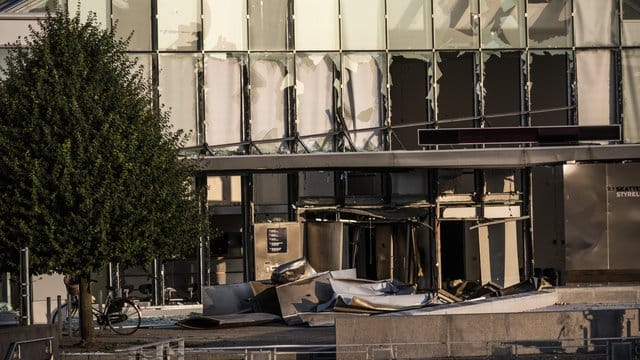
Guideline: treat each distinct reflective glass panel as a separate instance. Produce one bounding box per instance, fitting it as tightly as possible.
[113,0,152,51]
[0,0,55,13]
[342,53,386,151]
[205,54,244,147]
[577,50,613,127]
[249,54,294,153]
[295,53,338,152]
[574,0,618,47]
[157,0,200,51]
[158,54,199,147]
[527,0,572,48]
[622,50,640,143]
[622,0,640,46]
[0,48,9,80]
[480,0,525,48]
[204,0,247,51]
[0,19,38,45]
[388,0,432,50]
[248,0,289,51]
[433,0,479,49]
[294,0,339,50]
[128,53,152,89]
[68,0,109,29]
[341,0,385,50]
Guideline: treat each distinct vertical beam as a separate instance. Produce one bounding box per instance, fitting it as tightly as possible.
[522,167,534,280]
[241,174,255,282]
[195,174,208,303]
[477,226,491,285]
[19,246,30,326]
[287,172,298,222]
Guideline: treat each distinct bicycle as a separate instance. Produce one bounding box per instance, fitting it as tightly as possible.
[52,286,142,335]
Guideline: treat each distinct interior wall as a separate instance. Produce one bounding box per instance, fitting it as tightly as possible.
[529,52,571,126]
[389,55,431,150]
[483,52,522,127]
[436,52,475,128]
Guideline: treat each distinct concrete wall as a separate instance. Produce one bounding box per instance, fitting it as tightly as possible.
[336,307,640,358]
[32,273,67,324]
[0,325,59,360]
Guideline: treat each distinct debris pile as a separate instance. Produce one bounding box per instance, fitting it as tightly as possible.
[178,258,547,329]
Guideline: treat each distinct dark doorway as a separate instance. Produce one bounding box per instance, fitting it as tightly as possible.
[440,221,466,285]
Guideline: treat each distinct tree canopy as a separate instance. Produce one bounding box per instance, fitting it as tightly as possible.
[0,10,205,278]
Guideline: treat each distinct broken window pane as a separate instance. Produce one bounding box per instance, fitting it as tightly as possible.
[480,0,525,49]
[529,51,572,126]
[342,53,386,151]
[113,0,152,51]
[68,0,109,29]
[387,0,432,50]
[389,53,433,150]
[574,0,618,47]
[295,54,338,153]
[433,0,479,49]
[482,52,522,127]
[158,54,199,147]
[622,50,640,143]
[438,169,475,195]
[436,52,476,128]
[157,0,200,51]
[576,50,613,127]
[341,0,385,50]
[248,0,290,51]
[622,0,640,46]
[484,169,519,194]
[250,54,293,153]
[299,171,335,198]
[294,0,339,50]
[205,54,244,150]
[391,170,429,197]
[254,174,288,205]
[527,0,572,48]
[203,0,247,51]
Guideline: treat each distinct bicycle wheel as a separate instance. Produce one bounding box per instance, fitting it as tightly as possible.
[52,303,80,336]
[106,299,141,335]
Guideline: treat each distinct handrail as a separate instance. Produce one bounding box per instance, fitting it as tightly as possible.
[4,336,55,360]
[115,337,184,360]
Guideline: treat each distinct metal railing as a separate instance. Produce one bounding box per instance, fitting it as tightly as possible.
[115,338,184,360]
[179,337,640,360]
[4,336,55,360]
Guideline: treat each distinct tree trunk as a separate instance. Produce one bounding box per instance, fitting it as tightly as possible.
[79,274,95,345]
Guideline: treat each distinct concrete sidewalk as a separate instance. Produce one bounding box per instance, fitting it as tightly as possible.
[59,323,335,358]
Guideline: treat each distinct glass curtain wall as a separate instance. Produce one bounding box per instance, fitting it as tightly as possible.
[30,0,640,156]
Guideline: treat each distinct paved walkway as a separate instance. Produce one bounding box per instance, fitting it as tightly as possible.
[59,323,336,357]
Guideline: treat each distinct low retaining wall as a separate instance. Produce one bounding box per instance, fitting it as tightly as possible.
[0,324,59,359]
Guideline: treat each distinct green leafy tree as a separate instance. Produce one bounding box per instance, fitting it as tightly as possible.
[0,10,206,344]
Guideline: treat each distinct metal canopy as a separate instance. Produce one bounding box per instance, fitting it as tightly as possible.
[194,144,640,174]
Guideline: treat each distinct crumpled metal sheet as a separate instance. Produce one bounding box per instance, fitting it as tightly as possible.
[328,278,433,313]
[176,313,281,329]
[203,282,253,316]
[275,269,356,325]
[271,257,317,284]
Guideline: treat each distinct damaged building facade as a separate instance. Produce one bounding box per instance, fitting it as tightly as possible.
[2,0,640,308]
